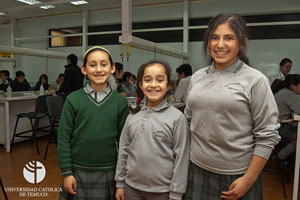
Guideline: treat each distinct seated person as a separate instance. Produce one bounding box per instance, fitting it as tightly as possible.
[118,71,136,97]
[273,74,300,163]
[55,73,64,91]
[174,64,192,104]
[0,70,13,92]
[269,58,292,85]
[11,71,31,92]
[35,74,49,91]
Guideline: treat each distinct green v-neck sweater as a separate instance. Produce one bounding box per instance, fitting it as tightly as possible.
[57,88,129,177]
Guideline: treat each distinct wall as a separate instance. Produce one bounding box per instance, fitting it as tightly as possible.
[0,0,299,84]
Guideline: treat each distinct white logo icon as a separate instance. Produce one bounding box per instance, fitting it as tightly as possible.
[23,161,46,184]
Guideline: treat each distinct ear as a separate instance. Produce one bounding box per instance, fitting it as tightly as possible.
[111,63,116,74]
[241,38,248,50]
[81,64,87,75]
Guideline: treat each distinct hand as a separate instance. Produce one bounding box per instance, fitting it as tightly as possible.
[115,187,125,200]
[63,175,77,195]
[221,176,251,200]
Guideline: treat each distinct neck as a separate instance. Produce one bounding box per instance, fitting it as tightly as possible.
[90,82,108,93]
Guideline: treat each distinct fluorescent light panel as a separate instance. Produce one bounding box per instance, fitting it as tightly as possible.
[40,5,55,9]
[70,0,88,5]
[0,12,6,16]
[16,0,41,5]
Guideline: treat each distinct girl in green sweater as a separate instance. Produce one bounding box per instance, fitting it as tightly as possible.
[58,46,129,200]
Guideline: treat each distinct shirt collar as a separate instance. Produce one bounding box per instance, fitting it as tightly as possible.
[84,83,111,95]
[141,98,170,112]
[206,59,243,74]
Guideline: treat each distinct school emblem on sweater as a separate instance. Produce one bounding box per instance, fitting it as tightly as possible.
[23,161,46,184]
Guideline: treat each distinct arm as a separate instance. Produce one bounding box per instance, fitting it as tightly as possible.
[115,118,131,192]
[169,114,190,200]
[223,76,280,199]
[221,155,266,199]
[57,97,76,177]
[57,97,77,194]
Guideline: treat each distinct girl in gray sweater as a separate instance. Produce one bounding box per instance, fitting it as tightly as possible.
[115,60,190,200]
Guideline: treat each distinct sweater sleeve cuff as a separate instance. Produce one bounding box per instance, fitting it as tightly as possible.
[253,145,273,160]
[61,169,73,177]
[116,181,125,188]
[169,191,183,200]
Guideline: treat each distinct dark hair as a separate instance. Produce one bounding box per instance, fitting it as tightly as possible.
[272,74,300,94]
[39,74,48,82]
[16,71,25,77]
[279,58,292,67]
[122,71,132,82]
[67,53,78,65]
[115,62,124,73]
[130,60,171,114]
[203,13,249,65]
[176,64,192,77]
[58,73,64,78]
[0,70,10,77]
[83,48,113,67]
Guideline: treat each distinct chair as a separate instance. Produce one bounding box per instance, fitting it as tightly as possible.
[11,94,51,155]
[44,95,64,160]
[263,139,289,199]
[0,177,8,200]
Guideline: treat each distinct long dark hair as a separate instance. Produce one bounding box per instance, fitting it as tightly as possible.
[129,60,171,114]
[272,74,300,94]
[203,13,249,65]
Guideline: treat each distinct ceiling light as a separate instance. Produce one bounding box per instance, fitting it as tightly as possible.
[40,5,55,9]
[16,0,41,5]
[70,1,88,5]
[0,12,6,16]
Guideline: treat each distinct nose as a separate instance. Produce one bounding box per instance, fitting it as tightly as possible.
[150,80,157,87]
[217,38,225,48]
[96,64,103,72]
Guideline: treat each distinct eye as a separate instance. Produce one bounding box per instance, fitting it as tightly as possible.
[210,35,218,40]
[225,35,235,41]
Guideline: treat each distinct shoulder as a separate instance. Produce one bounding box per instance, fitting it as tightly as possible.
[111,91,128,104]
[240,63,269,83]
[66,88,85,101]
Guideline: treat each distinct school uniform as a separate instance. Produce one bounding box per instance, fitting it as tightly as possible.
[115,99,190,200]
[58,84,129,200]
[183,59,280,200]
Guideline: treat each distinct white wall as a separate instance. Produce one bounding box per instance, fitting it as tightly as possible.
[0,0,299,84]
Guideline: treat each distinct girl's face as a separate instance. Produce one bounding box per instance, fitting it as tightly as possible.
[81,50,115,91]
[291,83,300,95]
[280,62,292,76]
[41,77,46,84]
[208,22,239,70]
[139,64,168,107]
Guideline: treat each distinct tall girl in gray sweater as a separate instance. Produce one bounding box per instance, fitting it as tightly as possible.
[115,60,190,200]
[183,14,280,200]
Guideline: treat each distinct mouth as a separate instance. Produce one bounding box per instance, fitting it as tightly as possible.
[214,51,228,56]
[147,90,161,95]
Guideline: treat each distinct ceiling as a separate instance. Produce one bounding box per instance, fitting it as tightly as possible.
[0,0,185,24]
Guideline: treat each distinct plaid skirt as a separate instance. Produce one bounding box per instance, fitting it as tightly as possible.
[183,162,263,200]
[59,168,116,200]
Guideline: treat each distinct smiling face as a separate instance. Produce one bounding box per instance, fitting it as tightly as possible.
[208,22,240,70]
[139,64,168,107]
[81,50,115,92]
